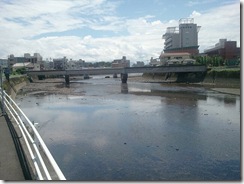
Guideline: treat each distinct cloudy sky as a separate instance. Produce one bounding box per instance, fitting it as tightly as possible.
[0,0,240,63]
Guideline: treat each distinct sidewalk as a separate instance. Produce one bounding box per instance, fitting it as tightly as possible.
[0,114,25,180]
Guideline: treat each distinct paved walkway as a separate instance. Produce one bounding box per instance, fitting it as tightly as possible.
[0,114,25,180]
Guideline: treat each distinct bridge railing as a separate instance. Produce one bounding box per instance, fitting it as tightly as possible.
[0,89,66,180]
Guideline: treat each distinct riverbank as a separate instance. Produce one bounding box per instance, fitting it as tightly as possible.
[16,77,77,96]
[10,75,240,97]
[3,76,30,99]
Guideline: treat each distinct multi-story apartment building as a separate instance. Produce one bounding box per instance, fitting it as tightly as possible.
[8,53,43,70]
[162,18,201,55]
[8,53,43,65]
[66,59,85,70]
[204,39,240,60]
[112,56,130,68]
[163,27,180,50]
[53,56,68,70]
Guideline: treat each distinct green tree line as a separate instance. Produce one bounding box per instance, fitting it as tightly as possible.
[194,56,240,67]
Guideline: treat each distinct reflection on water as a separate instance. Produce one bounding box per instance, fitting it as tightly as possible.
[16,77,240,181]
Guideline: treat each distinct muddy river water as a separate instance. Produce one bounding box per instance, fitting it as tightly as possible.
[15,76,240,181]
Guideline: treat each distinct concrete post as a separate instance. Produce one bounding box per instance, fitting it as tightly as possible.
[121,73,128,83]
[65,75,70,85]
[113,73,118,78]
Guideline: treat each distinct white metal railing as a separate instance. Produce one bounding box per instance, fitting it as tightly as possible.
[0,88,66,180]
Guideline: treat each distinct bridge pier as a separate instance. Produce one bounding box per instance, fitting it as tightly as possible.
[84,74,90,79]
[121,73,128,83]
[65,75,70,85]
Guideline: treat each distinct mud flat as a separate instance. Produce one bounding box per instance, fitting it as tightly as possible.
[17,78,81,96]
[15,75,240,97]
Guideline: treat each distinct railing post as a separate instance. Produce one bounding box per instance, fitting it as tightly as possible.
[0,66,5,115]
[65,75,70,85]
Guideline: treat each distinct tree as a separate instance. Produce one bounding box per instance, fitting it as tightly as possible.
[15,67,26,75]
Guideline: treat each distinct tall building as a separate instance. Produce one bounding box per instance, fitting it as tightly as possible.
[162,18,201,55]
[33,53,43,63]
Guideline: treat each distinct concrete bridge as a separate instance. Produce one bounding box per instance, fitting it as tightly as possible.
[26,65,207,84]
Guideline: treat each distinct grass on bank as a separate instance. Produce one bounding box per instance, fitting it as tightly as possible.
[208,67,240,79]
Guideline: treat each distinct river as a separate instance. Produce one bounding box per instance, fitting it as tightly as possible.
[15,75,240,181]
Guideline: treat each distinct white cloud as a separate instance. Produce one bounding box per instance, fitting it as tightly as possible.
[190,2,240,51]
[0,0,240,63]
[190,11,202,17]
[187,0,217,7]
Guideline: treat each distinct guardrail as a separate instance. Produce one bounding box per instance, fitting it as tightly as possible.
[0,88,66,180]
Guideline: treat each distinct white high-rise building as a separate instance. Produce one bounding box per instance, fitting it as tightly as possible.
[162,18,201,55]
[34,53,42,63]
[163,27,180,50]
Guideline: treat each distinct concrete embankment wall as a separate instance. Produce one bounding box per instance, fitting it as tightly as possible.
[204,68,240,88]
[203,75,240,88]
[3,76,30,99]
[142,68,240,88]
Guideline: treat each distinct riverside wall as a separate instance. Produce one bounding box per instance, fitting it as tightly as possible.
[141,69,240,88]
[3,76,30,99]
